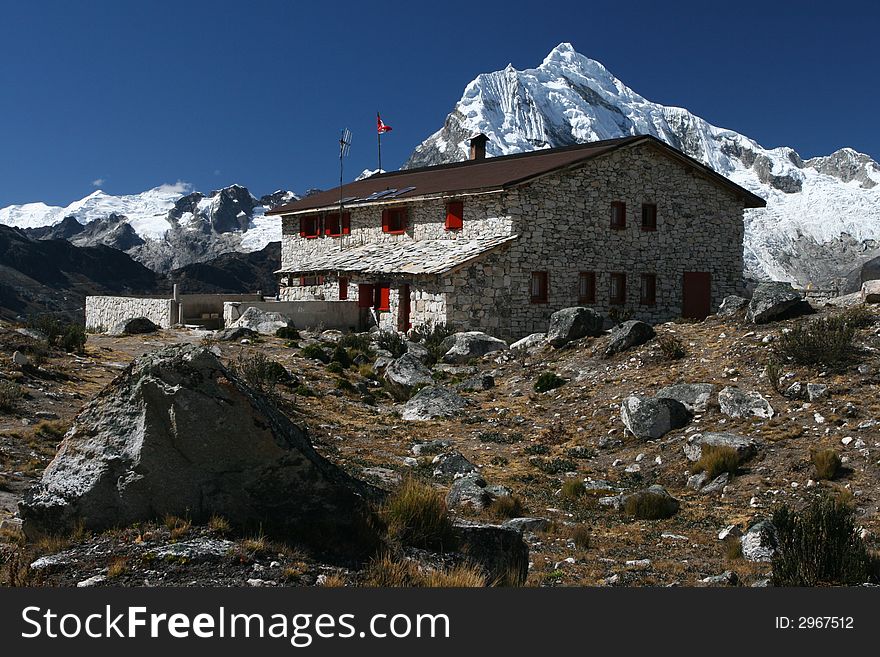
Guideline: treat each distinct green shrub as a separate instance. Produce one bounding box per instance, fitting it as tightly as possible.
[693,445,740,480]
[771,495,872,586]
[810,449,841,481]
[657,333,686,360]
[380,478,456,551]
[27,315,86,354]
[534,371,566,393]
[839,305,874,328]
[230,351,290,395]
[410,321,456,363]
[338,333,373,355]
[275,326,300,340]
[300,344,330,363]
[59,324,86,353]
[776,316,855,368]
[0,381,24,413]
[561,479,586,500]
[530,457,577,475]
[331,345,352,368]
[523,444,549,456]
[376,330,407,358]
[326,362,344,374]
[335,378,356,392]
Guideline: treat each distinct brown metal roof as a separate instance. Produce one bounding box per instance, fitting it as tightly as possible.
[268,134,766,215]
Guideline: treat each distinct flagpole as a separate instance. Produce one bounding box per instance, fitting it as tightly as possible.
[377,111,382,172]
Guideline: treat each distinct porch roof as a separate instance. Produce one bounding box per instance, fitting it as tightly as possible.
[275,234,518,277]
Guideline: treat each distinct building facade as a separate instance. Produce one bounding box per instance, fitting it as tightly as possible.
[268,135,764,341]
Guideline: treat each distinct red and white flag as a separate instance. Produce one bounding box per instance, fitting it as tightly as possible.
[377,113,392,134]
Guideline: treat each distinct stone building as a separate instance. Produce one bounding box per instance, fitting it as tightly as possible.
[267,134,765,340]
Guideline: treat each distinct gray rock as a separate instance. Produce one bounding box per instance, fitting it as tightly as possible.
[718,525,743,541]
[15,328,48,342]
[432,451,477,477]
[229,307,293,335]
[784,381,805,399]
[453,521,529,586]
[717,295,749,317]
[862,280,880,304]
[509,333,546,352]
[411,439,451,456]
[741,520,778,562]
[746,282,804,323]
[700,570,739,586]
[457,374,495,391]
[687,472,709,491]
[19,345,380,554]
[440,331,507,363]
[400,386,467,421]
[546,307,604,347]
[502,517,550,534]
[700,472,730,495]
[12,350,28,367]
[807,383,829,401]
[110,317,159,335]
[383,353,433,400]
[603,320,655,358]
[405,341,431,364]
[446,473,495,511]
[214,326,258,342]
[77,575,107,587]
[621,395,691,440]
[656,383,716,413]
[30,551,76,571]
[683,432,759,462]
[148,538,235,562]
[719,387,774,419]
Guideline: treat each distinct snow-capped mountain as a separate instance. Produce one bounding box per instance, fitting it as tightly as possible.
[0,184,297,272]
[407,43,880,290]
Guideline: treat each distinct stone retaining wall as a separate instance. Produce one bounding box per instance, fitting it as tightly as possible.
[85,296,174,332]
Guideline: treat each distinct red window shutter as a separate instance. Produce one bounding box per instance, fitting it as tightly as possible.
[325,213,338,236]
[339,277,348,300]
[342,212,351,235]
[381,209,390,233]
[378,284,391,311]
[299,216,307,237]
[357,284,374,308]
[446,201,463,230]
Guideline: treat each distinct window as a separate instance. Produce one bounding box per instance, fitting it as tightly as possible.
[325,212,351,237]
[530,271,549,304]
[357,284,374,309]
[338,277,348,300]
[381,207,408,234]
[299,214,320,238]
[375,282,391,311]
[641,203,657,231]
[445,201,463,231]
[578,271,596,304]
[300,275,325,286]
[609,272,626,305]
[610,201,626,229]
[640,273,657,305]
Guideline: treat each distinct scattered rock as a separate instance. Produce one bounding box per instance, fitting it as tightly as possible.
[741,520,778,562]
[700,571,739,586]
[862,280,880,304]
[718,525,742,541]
[405,341,431,364]
[718,386,774,419]
[446,473,496,511]
[717,295,749,317]
[509,333,546,352]
[502,517,550,534]
[77,575,107,587]
[431,451,477,477]
[400,386,468,421]
[20,344,381,555]
[603,320,655,358]
[687,472,708,491]
[457,374,495,391]
[656,383,716,413]
[213,326,258,342]
[700,472,730,495]
[229,307,293,335]
[30,551,76,571]
[110,317,159,336]
[683,432,759,462]
[746,282,805,323]
[440,332,507,363]
[12,351,28,367]
[784,381,804,399]
[148,538,236,562]
[546,307,604,347]
[620,395,691,440]
[411,440,451,456]
[383,353,433,400]
[453,521,529,586]
[15,328,47,342]
[807,383,829,401]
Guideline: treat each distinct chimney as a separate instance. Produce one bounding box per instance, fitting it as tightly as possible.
[469,133,489,161]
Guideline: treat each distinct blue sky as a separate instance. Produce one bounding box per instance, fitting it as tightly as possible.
[1,0,878,207]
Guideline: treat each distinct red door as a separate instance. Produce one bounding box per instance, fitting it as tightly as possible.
[357,284,374,308]
[682,272,712,319]
[398,284,411,331]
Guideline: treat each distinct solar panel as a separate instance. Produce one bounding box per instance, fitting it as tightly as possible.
[387,186,416,198]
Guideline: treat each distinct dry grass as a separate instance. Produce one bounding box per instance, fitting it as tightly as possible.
[569,524,591,550]
[422,564,486,587]
[107,557,128,579]
[561,479,586,500]
[693,445,740,479]
[319,573,348,587]
[723,537,743,561]
[489,495,523,520]
[208,515,231,534]
[0,380,24,413]
[623,491,679,520]
[361,553,485,587]
[811,449,842,481]
[163,515,191,540]
[380,478,455,551]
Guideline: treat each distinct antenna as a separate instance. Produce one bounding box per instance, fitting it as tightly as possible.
[338,128,352,247]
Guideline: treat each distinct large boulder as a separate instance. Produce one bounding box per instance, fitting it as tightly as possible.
[509,333,546,353]
[719,387,774,419]
[621,395,691,440]
[546,307,604,347]
[683,432,759,462]
[862,280,880,304]
[110,317,159,336]
[621,485,680,519]
[213,326,258,342]
[741,520,778,562]
[717,295,749,317]
[440,331,507,363]
[19,345,380,553]
[230,307,294,335]
[746,282,804,323]
[656,383,716,413]
[383,353,433,400]
[452,522,529,586]
[400,386,468,421]
[445,473,509,511]
[603,320,655,358]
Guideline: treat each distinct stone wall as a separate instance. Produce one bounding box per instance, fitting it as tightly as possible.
[223,300,361,332]
[85,296,174,332]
